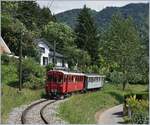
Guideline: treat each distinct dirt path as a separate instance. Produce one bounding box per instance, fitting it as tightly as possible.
[97,104,124,124]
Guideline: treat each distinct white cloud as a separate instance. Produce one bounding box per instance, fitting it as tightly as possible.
[37,0,148,14]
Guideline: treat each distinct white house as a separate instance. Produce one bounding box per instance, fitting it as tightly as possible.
[35,38,68,68]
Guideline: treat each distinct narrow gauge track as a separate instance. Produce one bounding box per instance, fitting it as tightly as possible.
[40,100,57,124]
[21,99,57,124]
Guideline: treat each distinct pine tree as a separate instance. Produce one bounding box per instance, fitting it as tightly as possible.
[75,5,99,65]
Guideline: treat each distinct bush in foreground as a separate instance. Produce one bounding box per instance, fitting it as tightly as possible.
[125,95,149,124]
[21,58,46,89]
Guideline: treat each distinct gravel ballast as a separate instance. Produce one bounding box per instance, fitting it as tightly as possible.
[7,98,68,124]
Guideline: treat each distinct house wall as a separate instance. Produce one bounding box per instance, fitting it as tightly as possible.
[38,41,68,68]
[38,42,50,65]
[64,62,68,68]
[56,58,63,67]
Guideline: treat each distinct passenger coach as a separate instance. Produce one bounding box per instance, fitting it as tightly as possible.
[45,70,85,98]
[45,70,105,98]
[84,74,105,90]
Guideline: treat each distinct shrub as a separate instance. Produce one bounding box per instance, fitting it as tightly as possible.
[1,54,10,64]
[1,54,18,65]
[45,63,54,72]
[109,71,126,84]
[131,110,149,124]
[124,92,149,101]
[21,58,46,89]
[125,95,149,124]
[23,74,45,89]
[131,100,149,124]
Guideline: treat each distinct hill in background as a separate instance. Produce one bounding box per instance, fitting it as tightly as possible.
[55,3,148,30]
[55,3,149,50]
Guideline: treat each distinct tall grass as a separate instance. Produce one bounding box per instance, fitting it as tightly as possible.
[58,83,147,123]
[1,85,44,123]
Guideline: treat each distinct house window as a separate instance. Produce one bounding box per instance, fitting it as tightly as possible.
[40,47,45,53]
[43,57,48,65]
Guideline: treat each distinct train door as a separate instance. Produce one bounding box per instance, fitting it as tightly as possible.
[64,75,68,93]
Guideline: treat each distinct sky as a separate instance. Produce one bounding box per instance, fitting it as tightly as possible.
[37,0,148,14]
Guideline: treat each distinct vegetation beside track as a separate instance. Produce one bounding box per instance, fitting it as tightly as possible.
[1,63,45,123]
[58,83,147,124]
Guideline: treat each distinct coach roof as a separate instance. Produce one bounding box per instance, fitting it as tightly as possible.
[84,74,105,77]
[48,70,85,76]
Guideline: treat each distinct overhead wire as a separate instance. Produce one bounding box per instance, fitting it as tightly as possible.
[47,0,55,10]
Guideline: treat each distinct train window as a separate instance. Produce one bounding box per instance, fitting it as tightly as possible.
[99,77,101,81]
[96,77,98,82]
[75,76,76,82]
[58,76,63,83]
[78,76,80,82]
[76,76,78,82]
[69,76,72,82]
[80,77,82,81]
[47,75,53,82]
[87,78,91,82]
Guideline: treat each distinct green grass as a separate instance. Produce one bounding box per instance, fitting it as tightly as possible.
[58,83,147,124]
[2,85,44,123]
[1,64,44,123]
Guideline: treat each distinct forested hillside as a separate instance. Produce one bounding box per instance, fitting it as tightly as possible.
[56,3,149,56]
[56,3,148,30]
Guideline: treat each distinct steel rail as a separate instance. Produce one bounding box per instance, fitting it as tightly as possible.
[40,100,57,124]
[21,99,48,124]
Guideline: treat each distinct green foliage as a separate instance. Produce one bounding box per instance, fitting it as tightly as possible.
[75,5,99,65]
[21,58,46,89]
[2,85,44,123]
[1,13,40,60]
[45,63,54,72]
[1,61,18,85]
[124,92,149,100]
[125,95,149,124]
[109,71,126,84]
[23,75,45,89]
[42,22,76,52]
[1,1,54,60]
[101,13,144,89]
[56,3,148,49]
[1,54,11,65]
[42,21,85,68]
[16,1,55,30]
[131,111,149,124]
[2,59,45,123]
[80,65,100,74]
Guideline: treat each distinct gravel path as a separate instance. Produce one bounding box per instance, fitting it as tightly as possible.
[97,104,124,124]
[7,98,68,124]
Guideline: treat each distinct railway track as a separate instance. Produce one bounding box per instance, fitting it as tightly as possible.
[21,99,57,124]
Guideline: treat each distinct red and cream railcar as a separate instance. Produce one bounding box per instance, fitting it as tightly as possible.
[45,70,85,98]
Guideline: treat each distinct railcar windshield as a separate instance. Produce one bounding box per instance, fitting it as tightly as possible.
[47,74,63,84]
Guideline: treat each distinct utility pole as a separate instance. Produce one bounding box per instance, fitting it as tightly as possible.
[53,40,56,67]
[19,31,23,91]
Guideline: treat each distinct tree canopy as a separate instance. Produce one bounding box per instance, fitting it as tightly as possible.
[75,5,99,65]
[100,13,146,89]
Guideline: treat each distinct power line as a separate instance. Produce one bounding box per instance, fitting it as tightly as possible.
[47,0,55,10]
